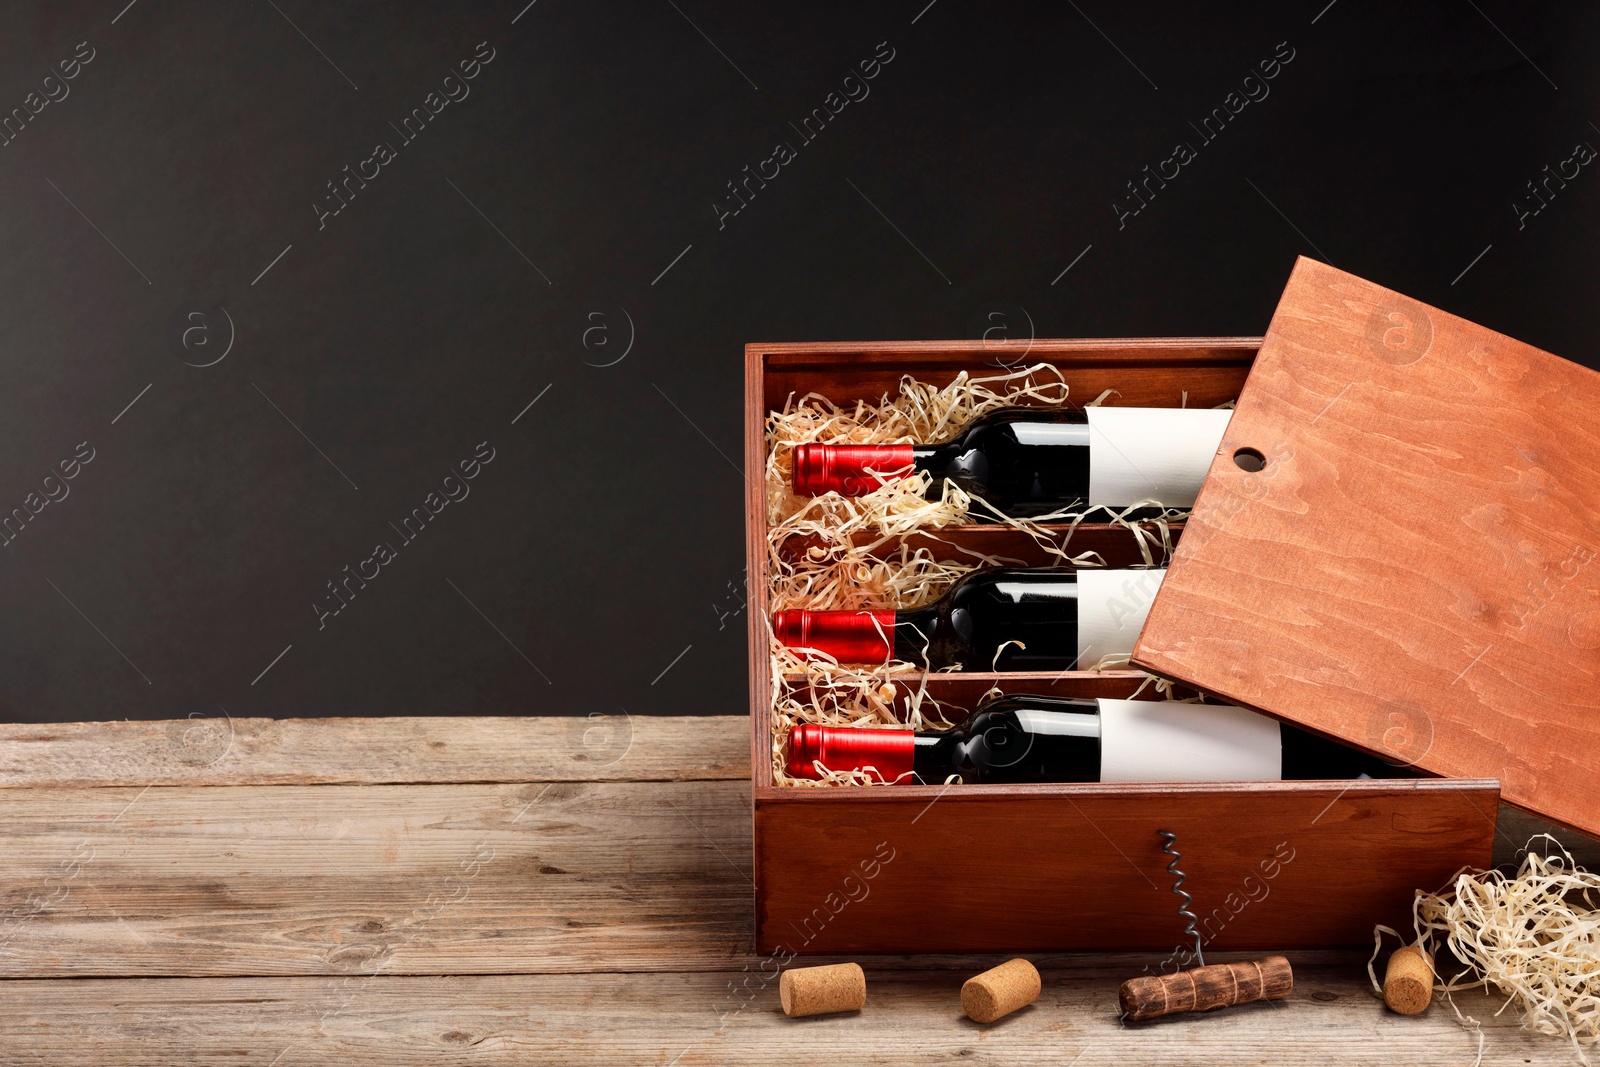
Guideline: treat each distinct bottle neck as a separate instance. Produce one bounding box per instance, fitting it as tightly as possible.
[785,723,962,783]
[790,444,916,495]
[889,606,940,664]
[772,608,898,663]
[910,733,948,783]
[787,722,917,782]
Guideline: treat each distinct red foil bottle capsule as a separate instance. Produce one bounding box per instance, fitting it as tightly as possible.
[787,723,915,782]
[791,443,915,496]
[773,609,896,663]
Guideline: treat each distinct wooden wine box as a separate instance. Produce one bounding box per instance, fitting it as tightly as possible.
[744,261,1542,956]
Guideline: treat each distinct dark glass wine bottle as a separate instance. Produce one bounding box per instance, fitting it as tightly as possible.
[790,406,1230,519]
[786,694,1407,784]
[774,566,1163,671]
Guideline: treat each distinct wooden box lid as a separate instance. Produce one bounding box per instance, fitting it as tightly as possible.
[1133,257,1600,838]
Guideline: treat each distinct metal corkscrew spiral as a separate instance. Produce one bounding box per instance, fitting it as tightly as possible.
[1157,829,1204,967]
[1119,830,1292,1021]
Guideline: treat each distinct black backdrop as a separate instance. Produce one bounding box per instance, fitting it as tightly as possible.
[0,2,1593,722]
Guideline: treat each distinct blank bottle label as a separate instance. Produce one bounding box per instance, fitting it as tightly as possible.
[1086,407,1233,507]
[1098,698,1282,782]
[1075,568,1165,667]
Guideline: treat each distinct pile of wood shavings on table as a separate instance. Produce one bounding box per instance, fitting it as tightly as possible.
[1372,838,1600,1062]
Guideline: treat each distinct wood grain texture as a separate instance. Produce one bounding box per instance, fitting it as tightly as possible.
[751,337,1258,412]
[1133,258,1600,838]
[0,963,1556,1066]
[0,715,743,788]
[1120,955,1293,1021]
[754,778,1497,955]
[0,714,1584,1066]
[0,779,753,977]
[747,341,776,793]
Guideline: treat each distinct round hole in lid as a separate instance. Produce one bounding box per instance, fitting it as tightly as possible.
[1232,447,1266,472]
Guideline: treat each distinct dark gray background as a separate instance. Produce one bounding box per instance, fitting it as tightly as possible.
[0,1,1593,722]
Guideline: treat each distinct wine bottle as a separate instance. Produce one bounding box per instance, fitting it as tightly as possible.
[774,566,1164,671]
[790,405,1232,518]
[786,695,1405,784]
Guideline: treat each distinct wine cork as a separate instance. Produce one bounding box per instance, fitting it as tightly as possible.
[961,958,1041,1023]
[779,962,866,1017]
[1383,945,1434,1015]
[1120,956,1293,1022]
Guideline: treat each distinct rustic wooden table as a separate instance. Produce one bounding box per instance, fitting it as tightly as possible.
[0,715,1583,1065]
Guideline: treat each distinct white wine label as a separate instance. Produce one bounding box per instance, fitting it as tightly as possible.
[1075,568,1164,667]
[1086,406,1233,507]
[1097,698,1282,782]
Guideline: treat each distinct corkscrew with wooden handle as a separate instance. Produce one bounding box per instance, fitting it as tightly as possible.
[1119,830,1294,1022]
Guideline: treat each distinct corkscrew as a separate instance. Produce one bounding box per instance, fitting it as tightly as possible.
[1158,829,1204,967]
[1118,828,1294,1023]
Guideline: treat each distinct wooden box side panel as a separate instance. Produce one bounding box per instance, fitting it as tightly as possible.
[745,344,773,930]
[745,344,773,792]
[754,781,1496,955]
[752,338,1257,413]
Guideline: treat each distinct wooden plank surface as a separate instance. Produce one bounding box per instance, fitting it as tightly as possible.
[0,714,743,787]
[0,713,1592,1066]
[0,964,1556,1065]
[0,779,754,976]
